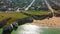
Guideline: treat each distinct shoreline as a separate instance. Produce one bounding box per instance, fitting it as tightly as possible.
[30,17,60,27]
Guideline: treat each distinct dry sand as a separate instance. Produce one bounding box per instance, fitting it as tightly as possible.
[31,17,60,27]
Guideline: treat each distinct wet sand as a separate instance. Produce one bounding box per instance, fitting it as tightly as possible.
[30,17,60,27]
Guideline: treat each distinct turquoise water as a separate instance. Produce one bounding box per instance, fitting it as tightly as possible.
[11,24,60,34]
[0,24,60,34]
[41,28,60,34]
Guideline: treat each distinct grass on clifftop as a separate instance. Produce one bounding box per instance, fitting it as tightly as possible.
[0,10,49,27]
[0,10,49,22]
[0,12,28,21]
[0,12,28,27]
[25,10,49,15]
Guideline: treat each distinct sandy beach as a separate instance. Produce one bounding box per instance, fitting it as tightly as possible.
[31,17,60,27]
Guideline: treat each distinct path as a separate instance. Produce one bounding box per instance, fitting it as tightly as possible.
[25,0,35,10]
[44,0,54,13]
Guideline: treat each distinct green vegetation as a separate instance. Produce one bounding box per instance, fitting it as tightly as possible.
[0,28,3,34]
[0,10,50,27]
[25,10,49,15]
[0,11,60,34]
[0,12,28,21]
[0,10,49,22]
[0,12,28,26]
[0,10,49,21]
[54,10,60,14]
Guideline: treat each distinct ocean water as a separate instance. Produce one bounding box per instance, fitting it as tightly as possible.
[0,24,60,34]
[11,24,60,34]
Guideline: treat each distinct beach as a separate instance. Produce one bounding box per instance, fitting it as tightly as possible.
[31,17,60,27]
